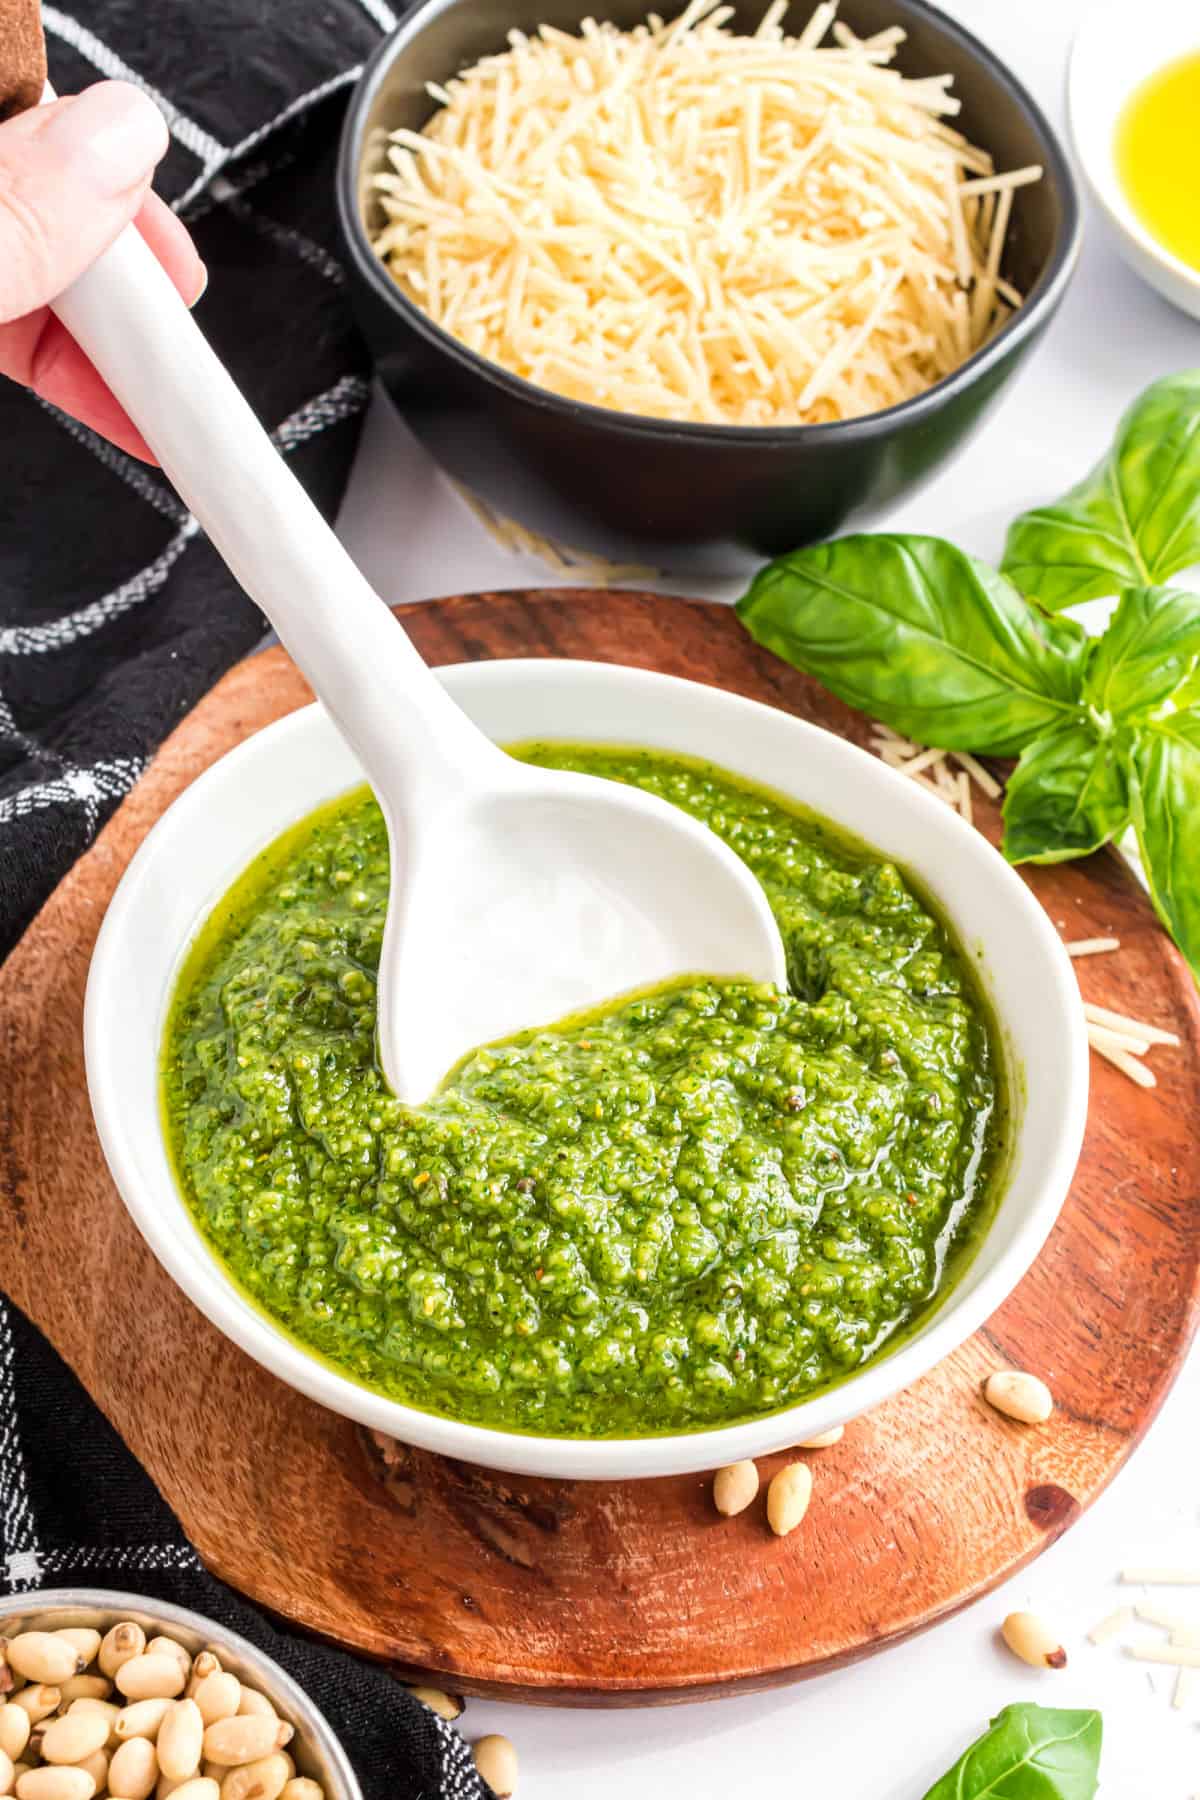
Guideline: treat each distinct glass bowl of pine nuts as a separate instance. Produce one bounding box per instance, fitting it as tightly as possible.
[0,1593,359,1800]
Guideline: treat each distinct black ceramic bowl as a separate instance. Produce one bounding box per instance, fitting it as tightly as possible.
[336,0,1080,576]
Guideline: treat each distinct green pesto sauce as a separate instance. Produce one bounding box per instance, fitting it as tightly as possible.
[163,745,1007,1438]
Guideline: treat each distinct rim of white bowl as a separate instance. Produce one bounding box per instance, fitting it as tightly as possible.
[1067,0,1200,300]
[85,659,1089,1481]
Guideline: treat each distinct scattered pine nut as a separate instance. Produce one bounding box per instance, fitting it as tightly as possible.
[712,1461,759,1517]
[982,1370,1053,1425]
[797,1426,844,1448]
[472,1736,517,1798]
[1001,1612,1067,1669]
[766,1462,813,1537]
[404,1689,463,1722]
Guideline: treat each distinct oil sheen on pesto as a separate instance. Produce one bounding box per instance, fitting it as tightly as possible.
[163,746,1005,1437]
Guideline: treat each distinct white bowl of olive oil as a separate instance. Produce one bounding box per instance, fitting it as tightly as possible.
[1069,0,1200,319]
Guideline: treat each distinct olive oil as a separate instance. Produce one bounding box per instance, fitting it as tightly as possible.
[1116,51,1200,271]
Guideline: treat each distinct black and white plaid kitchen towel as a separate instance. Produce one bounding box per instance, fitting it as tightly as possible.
[0,4,492,1795]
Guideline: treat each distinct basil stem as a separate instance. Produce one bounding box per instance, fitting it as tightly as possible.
[921,1703,1103,1800]
[1002,720,1132,865]
[736,535,1088,755]
[1003,369,1200,611]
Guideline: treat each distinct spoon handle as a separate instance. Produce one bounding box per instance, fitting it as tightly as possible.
[52,222,490,808]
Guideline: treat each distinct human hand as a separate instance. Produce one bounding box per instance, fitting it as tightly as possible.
[0,80,206,461]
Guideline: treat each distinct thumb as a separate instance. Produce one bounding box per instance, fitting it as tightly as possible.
[0,81,169,323]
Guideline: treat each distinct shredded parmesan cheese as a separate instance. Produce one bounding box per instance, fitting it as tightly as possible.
[1065,937,1121,958]
[1087,1606,1134,1645]
[371,1,1038,426]
[1083,1002,1181,1049]
[1122,1568,1200,1585]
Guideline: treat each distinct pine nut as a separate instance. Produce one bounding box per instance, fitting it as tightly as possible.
[6,1643,81,1690]
[158,1775,189,1800]
[233,1695,274,1723]
[52,1637,101,1671]
[147,1645,192,1686]
[99,1630,146,1683]
[167,1782,219,1800]
[219,1752,290,1800]
[13,1693,60,1727]
[0,1649,12,1702]
[115,1701,172,1743]
[983,1371,1054,1425]
[279,1780,324,1800]
[405,1688,463,1722]
[58,1679,112,1707]
[64,1703,119,1753]
[191,1679,240,1731]
[798,1425,844,1448]
[40,1711,110,1766]
[1001,1612,1067,1669]
[472,1735,517,1798]
[201,1720,282,1769]
[276,1757,294,1784]
[766,1461,813,1537]
[0,1749,13,1798]
[157,1703,203,1782]
[0,1709,30,1763]
[15,1771,96,1800]
[116,1661,186,1704]
[712,1461,758,1518]
[185,1659,221,1701]
[109,1735,159,1800]
[74,1755,108,1793]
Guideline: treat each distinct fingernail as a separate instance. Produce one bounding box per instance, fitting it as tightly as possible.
[189,263,209,308]
[41,81,169,193]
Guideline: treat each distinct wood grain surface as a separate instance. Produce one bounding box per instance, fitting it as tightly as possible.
[2,590,1198,1705]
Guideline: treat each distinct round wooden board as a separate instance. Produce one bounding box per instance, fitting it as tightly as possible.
[3,590,1199,1706]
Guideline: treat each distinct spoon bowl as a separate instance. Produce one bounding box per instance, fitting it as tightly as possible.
[381,757,785,1101]
[51,195,786,1101]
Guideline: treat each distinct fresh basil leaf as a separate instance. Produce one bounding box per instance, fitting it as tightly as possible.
[736,535,1088,754]
[1129,711,1200,983]
[922,1703,1103,1800]
[1083,585,1200,720]
[1003,369,1200,610]
[1002,721,1131,864]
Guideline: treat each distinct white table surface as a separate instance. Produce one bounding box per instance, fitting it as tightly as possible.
[336,2,1200,1790]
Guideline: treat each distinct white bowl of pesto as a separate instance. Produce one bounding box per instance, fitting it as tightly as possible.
[85,659,1088,1481]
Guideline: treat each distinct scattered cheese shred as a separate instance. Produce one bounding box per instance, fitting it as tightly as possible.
[1127,1643,1200,1669]
[1083,1002,1181,1049]
[1122,1569,1200,1585]
[1087,1606,1134,1645]
[1088,1036,1157,1089]
[371,1,1038,426]
[1064,936,1121,958]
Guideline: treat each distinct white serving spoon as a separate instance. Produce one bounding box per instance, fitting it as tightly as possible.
[54,203,787,1101]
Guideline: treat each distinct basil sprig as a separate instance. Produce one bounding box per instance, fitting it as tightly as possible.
[736,370,1200,987]
[921,1704,1102,1800]
[1003,370,1200,610]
